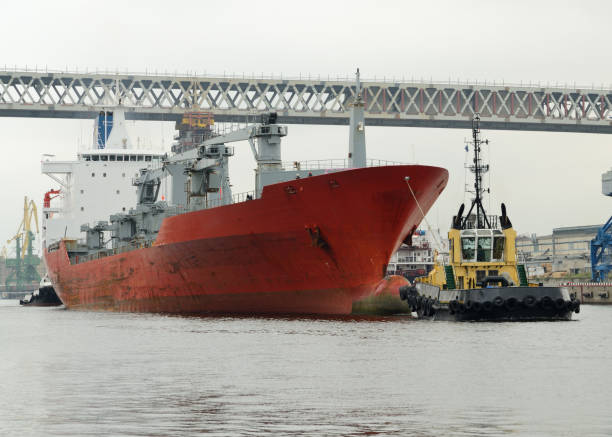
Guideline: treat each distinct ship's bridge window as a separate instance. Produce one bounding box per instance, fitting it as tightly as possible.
[493,233,505,261]
[461,232,476,262]
[137,155,144,161]
[130,155,136,161]
[101,155,108,161]
[84,155,91,161]
[92,155,99,161]
[477,236,492,262]
[116,155,124,161]
[110,155,116,161]
[145,155,151,162]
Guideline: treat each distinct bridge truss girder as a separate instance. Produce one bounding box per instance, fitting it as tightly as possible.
[0,70,611,133]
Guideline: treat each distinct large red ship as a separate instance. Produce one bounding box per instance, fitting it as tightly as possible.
[42,71,448,315]
[45,165,447,315]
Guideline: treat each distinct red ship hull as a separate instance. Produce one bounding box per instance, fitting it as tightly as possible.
[44,165,448,315]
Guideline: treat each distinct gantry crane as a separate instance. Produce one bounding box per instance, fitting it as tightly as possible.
[591,170,612,281]
[4,196,41,289]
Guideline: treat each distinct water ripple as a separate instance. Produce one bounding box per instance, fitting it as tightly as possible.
[0,301,611,436]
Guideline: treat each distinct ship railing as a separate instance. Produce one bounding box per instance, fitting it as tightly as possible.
[398,257,430,263]
[74,240,157,264]
[282,158,406,171]
[462,215,500,230]
[204,191,256,209]
[367,159,406,167]
[231,191,256,204]
[163,205,189,216]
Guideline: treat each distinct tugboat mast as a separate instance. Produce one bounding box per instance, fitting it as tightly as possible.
[462,113,491,229]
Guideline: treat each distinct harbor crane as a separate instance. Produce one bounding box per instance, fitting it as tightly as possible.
[4,197,41,289]
[591,170,612,281]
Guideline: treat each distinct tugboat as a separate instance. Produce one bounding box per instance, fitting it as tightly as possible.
[400,114,580,321]
[19,276,63,306]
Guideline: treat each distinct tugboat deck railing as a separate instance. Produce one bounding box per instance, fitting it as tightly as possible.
[462,214,500,230]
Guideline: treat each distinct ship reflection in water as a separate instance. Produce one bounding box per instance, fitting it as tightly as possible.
[1,300,611,436]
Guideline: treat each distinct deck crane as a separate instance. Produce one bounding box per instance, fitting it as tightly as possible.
[133,112,287,207]
[4,196,41,289]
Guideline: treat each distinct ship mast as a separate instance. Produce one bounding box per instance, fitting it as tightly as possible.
[348,68,366,168]
[462,114,491,229]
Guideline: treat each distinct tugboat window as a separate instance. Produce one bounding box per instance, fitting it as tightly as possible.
[477,237,492,262]
[461,237,476,261]
[493,237,505,260]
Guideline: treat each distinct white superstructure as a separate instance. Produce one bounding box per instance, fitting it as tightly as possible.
[387,231,436,280]
[42,108,166,246]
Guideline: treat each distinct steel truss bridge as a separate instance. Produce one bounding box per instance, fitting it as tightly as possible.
[1,69,611,133]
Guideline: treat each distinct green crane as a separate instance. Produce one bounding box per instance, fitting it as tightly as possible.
[4,197,41,290]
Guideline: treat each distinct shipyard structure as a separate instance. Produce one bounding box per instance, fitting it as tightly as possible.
[517,225,600,279]
[387,230,436,281]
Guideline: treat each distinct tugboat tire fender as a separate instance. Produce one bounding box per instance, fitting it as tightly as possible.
[399,287,408,301]
[429,300,436,316]
[504,297,519,310]
[554,298,566,310]
[471,301,483,312]
[493,296,505,307]
[523,295,537,308]
[426,298,435,317]
[540,296,553,309]
[482,301,493,312]
[449,300,460,312]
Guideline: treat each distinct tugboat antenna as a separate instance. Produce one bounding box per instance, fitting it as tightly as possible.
[461,114,491,229]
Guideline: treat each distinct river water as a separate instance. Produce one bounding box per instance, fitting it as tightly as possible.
[0,300,610,436]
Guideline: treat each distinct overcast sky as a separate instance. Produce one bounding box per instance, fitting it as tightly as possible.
[1,0,611,249]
